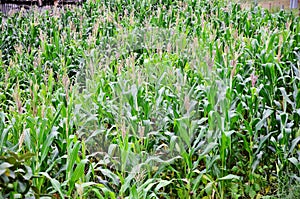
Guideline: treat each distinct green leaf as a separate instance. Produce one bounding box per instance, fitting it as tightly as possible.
[217,174,241,181]
[289,136,300,155]
[91,188,105,199]
[279,87,294,109]
[120,172,135,193]
[67,141,81,174]
[129,185,138,199]
[70,159,88,186]
[97,168,120,186]
[288,157,299,168]
[18,153,35,161]
[40,128,58,163]
[199,142,217,156]
[0,162,13,170]
[39,172,64,198]
[80,182,97,188]
[154,179,173,192]
[255,109,273,131]
[23,166,33,180]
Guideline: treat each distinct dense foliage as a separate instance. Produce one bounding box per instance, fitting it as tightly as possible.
[0,0,299,198]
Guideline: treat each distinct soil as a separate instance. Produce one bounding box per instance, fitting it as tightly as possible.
[241,0,298,10]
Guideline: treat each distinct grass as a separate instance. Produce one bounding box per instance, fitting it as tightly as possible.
[0,0,300,198]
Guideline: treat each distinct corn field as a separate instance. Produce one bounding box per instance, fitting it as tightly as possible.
[0,0,299,198]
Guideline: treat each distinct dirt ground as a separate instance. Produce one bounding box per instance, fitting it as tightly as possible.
[241,0,298,10]
[258,0,291,9]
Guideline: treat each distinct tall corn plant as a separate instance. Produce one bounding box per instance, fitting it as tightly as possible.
[1,0,300,198]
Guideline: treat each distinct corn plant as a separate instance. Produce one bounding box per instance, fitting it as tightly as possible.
[0,0,299,198]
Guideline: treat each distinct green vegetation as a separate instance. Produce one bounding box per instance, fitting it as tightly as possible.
[0,0,299,198]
